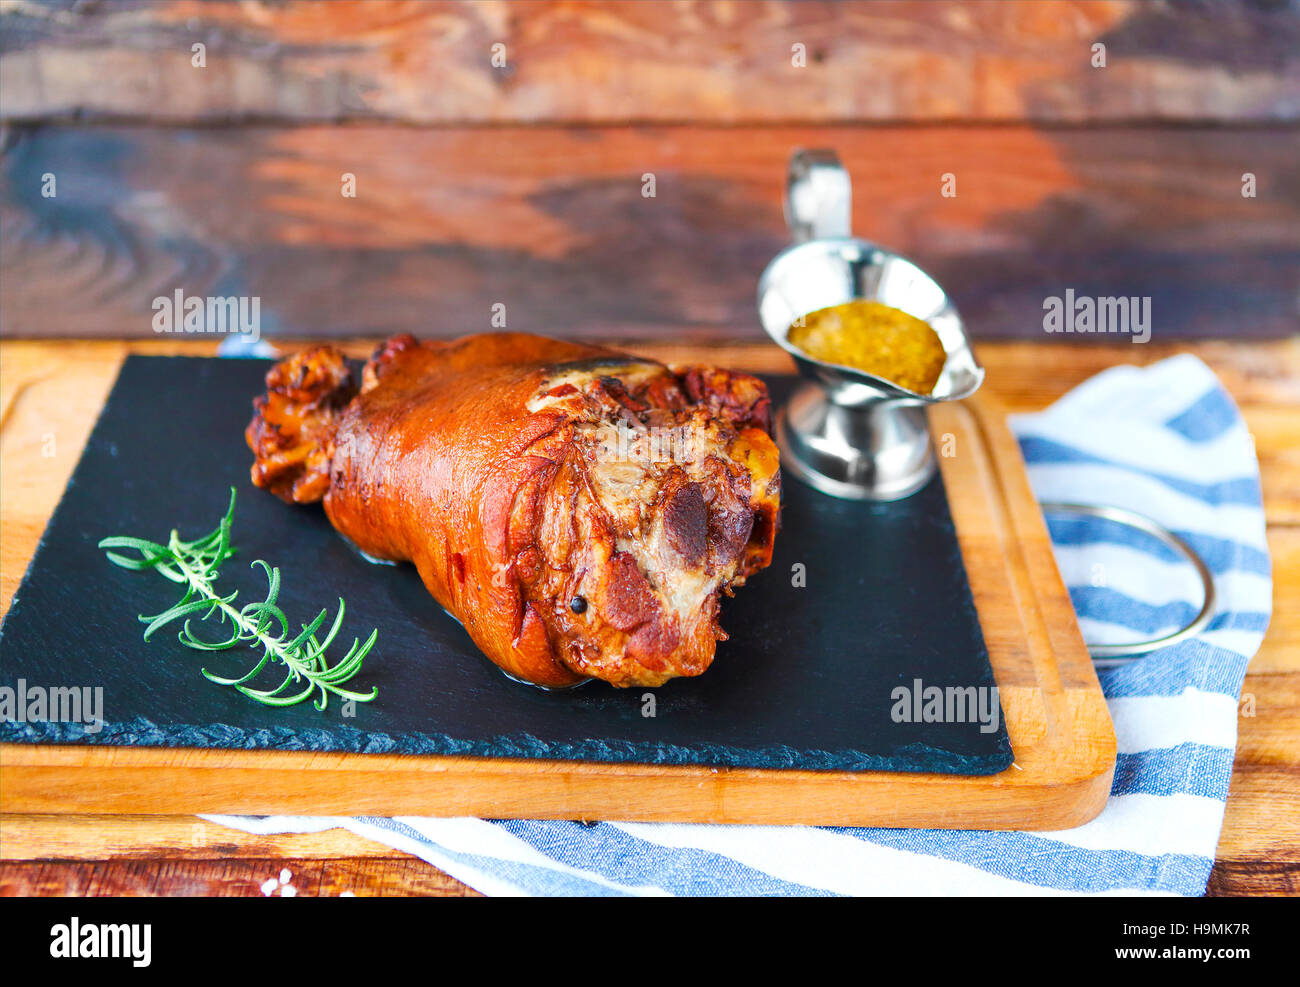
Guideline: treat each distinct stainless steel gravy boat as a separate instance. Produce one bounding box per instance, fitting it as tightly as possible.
[757,149,984,500]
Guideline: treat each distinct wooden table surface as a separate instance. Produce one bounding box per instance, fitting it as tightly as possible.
[0,337,1297,896]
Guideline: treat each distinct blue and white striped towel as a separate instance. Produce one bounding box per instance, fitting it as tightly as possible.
[208,354,1270,896]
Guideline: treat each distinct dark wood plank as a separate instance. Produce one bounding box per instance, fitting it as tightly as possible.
[0,857,479,896]
[2,1,1298,125]
[1206,860,1300,896]
[2,124,1297,341]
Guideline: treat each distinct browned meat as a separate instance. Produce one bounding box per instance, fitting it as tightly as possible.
[246,333,780,688]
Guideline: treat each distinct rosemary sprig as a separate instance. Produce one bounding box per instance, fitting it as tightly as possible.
[99,488,378,711]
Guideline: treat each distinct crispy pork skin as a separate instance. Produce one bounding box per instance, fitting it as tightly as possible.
[246,333,780,688]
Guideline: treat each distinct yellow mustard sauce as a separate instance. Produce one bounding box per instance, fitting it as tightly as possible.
[787,299,947,394]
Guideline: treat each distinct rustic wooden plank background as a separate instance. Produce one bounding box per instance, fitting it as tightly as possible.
[3,0,1299,124]
[1,0,1298,341]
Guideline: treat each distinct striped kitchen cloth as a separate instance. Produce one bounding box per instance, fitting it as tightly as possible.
[207,353,1270,896]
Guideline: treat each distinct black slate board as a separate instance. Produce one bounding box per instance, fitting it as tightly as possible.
[0,356,1011,774]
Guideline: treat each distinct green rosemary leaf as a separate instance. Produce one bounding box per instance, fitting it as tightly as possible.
[201,649,272,687]
[313,599,348,655]
[284,608,330,652]
[178,615,244,650]
[140,596,222,640]
[99,536,171,555]
[101,488,379,711]
[249,558,280,604]
[320,629,379,683]
[235,665,316,706]
[102,550,168,572]
[243,599,290,640]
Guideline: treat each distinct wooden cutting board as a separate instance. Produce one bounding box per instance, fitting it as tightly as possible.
[0,352,1114,829]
